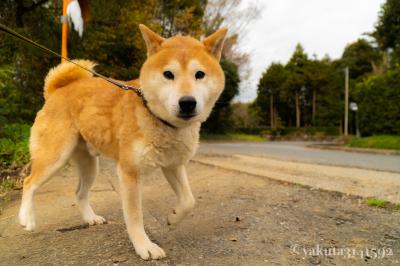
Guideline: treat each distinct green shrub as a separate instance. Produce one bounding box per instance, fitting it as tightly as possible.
[0,123,30,167]
[355,69,400,136]
[0,66,40,124]
[201,133,265,142]
[235,127,270,135]
[268,127,339,137]
[348,135,400,150]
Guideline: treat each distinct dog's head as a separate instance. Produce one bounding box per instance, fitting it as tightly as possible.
[139,24,228,128]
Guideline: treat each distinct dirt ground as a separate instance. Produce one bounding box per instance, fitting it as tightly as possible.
[1,157,400,265]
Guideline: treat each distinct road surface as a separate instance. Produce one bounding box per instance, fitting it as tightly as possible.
[199,141,400,173]
[1,158,400,265]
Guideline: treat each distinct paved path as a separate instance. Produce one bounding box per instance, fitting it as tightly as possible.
[1,158,400,265]
[199,141,400,172]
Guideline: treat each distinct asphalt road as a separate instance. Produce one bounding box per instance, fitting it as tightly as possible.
[198,141,400,173]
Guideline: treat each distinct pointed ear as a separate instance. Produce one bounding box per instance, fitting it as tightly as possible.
[202,28,228,61]
[139,24,165,57]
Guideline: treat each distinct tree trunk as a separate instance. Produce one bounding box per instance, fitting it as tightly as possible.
[382,50,388,72]
[270,94,274,129]
[295,91,300,128]
[15,0,50,27]
[15,0,24,27]
[312,87,316,125]
[273,105,278,129]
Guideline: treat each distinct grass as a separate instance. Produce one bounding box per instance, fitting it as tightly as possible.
[0,123,30,195]
[363,198,400,211]
[201,133,265,142]
[365,198,388,208]
[348,135,400,150]
[0,177,18,194]
[293,182,307,188]
[0,123,30,167]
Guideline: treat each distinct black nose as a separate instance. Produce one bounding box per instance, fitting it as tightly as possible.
[179,96,197,114]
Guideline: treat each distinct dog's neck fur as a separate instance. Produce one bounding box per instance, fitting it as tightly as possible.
[135,108,201,170]
[137,102,201,146]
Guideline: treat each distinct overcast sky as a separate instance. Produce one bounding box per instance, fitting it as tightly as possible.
[236,0,385,102]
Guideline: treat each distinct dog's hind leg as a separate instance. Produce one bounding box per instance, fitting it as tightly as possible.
[19,115,78,231]
[162,165,195,226]
[71,144,106,225]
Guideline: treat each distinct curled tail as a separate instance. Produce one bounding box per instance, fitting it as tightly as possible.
[44,59,96,100]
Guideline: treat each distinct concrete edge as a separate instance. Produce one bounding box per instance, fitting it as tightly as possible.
[191,156,400,205]
[191,159,366,201]
[307,144,400,156]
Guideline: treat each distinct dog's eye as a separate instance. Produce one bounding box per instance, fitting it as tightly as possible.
[163,71,174,80]
[195,71,205,80]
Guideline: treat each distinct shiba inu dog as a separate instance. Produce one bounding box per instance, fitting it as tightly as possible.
[18,24,227,260]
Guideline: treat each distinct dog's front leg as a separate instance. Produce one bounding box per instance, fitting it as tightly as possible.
[162,165,195,226]
[118,166,166,260]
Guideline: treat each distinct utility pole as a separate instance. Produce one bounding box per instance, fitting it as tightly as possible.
[295,91,300,128]
[61,0,68,61]
[270,93,274,129]
[344,67,349,136]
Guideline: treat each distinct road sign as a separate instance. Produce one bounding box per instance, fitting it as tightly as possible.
[350,102,358,111]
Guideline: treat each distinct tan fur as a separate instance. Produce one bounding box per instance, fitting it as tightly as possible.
[44,59,96,100]
[19,24,228,260]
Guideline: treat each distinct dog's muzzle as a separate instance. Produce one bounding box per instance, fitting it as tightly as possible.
[178,96,197,119]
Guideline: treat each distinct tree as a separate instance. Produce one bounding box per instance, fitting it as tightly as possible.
[0,0,209,124]
[252,46,343,130]
[204,0,262,87]
[231,102,259,129]
[305,58,334,125]
[249,0,400,135]
[373,0,400,69]
[158,0,206,38]
[285,44,309,128]
[339,39,381,78]
[0,0,50,27]
[69,0,207,80]
[256,63,286,128]
[0,0,60,122]
[313,60,343,128]
[374,0,400,51]
[202,59,240,133]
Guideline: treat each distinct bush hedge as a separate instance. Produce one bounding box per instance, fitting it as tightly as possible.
[0,123,30,168]
[355,69,400,136]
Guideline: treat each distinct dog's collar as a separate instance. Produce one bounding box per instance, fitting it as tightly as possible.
[141,94,177,129]
[117,83,177,129]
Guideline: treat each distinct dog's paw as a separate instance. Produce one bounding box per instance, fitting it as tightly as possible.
[167,210,182,226]
[84,214,107,225]
[24,219,36,231]
[167,199,195,226]
[167,207,191,226]
[134,241,166,260]
[18,210,26,226]
[19,208,36,231]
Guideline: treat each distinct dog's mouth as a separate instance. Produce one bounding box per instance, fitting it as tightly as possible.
[177,113,197,120]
